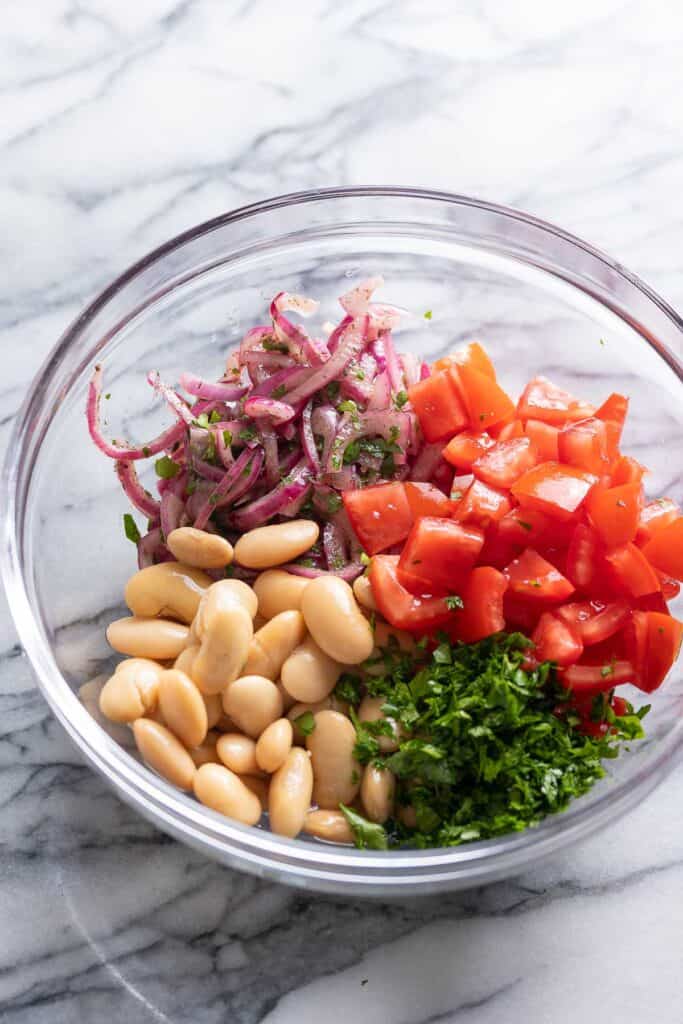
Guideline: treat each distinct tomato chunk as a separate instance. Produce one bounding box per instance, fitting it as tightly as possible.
[595,392,628,453]
[398,517,484,594]
[511,462,597,521]
[566,522,601,590]
[609,455,644,487]
[472,437,538,490]
[517,376,594,425]
[559,660,636,696]
[557,600,631,645]
[403,482,454,520]
[455,364,515,432]
[498,507,550,548]
[495,419,525,442]
[442,430,495,471]
[641,518,683,581]
[605,543,661,597]
[449,473,474,502]
[449,566,507,643]
[532,613,583,666]
[452,341,497,380]
[639,612,683,692]
[504,548,575,602]
[558,417,614,476]
[343,483,412,555]
[452,479,511,527]
[586,482,642,548]
[657,572,681,601]
[368,555,453,634]
[408,370,467,443]
[524,419,560,461]
[636,498,680,546]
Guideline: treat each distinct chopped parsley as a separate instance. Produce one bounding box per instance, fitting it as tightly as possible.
[272,384,287,399]
[238,427,257,443]
[445,595,464,611]
[423,310,433,320]
[339,804,389,850]
[154,455,181,479]
[295,711,316,736]
[326,493,343,515]
[262,338,289,353]
[394,390,408,409]
[222,429,233,447]
[123,513,141,545]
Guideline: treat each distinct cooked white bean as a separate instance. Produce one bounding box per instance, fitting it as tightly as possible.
[216,733,260,776]
[240,774,269,810]
[193,763,262,825]
[99,658,162,723]
[372,620,417,652]
[158,668,208,748]
[234,520,319,570]
[352,574,377,612]
[301,576,374,665]
[253,570,310,620]
[107,617,190,660]
[303,809,354,844]
[194,579,258,635]
[243,611,306,680]
[280,636,342,703]
[360,765,395,823]
[166,527,234,570]
[358,695,402,752]
[222,675,283,738]
[173,644,198,677]
[193,582,254,694]
[306,710,360,809]
[276,680,296,712]
[268,748,313,837]
[189,731,220,767]
[255,718,293,773]
[133,719,196,791]
[287,696,349,743]
[203,692,223,729]
[125,562,212,624]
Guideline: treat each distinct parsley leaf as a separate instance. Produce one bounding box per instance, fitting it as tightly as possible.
[123,513,141,544]
[294,711,316,736]
[339,804,388,850]
[445,595,464,611]
[154,456,180,479]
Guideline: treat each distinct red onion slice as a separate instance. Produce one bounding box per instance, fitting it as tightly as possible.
[231,459,312,532]
[87,366,186,460]
[179,372,247,402]
[283,316,368,407]
[115,461,160,519]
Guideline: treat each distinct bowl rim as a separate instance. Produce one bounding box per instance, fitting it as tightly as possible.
[3,185,683,894]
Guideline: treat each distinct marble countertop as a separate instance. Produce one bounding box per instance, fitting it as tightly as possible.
[2,2,683,1021]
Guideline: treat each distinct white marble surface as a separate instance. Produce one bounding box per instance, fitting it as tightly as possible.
[2,1,683,1021]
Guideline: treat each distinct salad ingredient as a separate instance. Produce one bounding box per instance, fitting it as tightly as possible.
[511,462,597,521]
[216,733,260,776]
[280,636,342,703]
[106,616,190,659]
[124,562,211,624]
[166,527,234,569]
[244,610,307,679]
[133,719,196,791]
[357,695,401,752]
[255,718,294,774]
[269,748,314,839]
[158,669,209,749]
[253,570,310,620]
[407,369,467,442]
[342,482,413,555]
[398,517,484,594]
[303,809,354,844]
[455,363,515,431]
[360,765,396,823]
[234,520,320,570]
[222,675,283,738]
[368,555,452,633]
[192,582,254,693]
[301,576,374,664]
[98,658,162,723]
[193,763,262,826]
[448,566,507,643]
[306,710,361,809]
[352,574,378,611]
[641,518,683,579]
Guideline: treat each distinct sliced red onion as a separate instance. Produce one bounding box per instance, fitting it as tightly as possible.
[215,427,234,468]
[311,404,338,469]
[192,447,256,530]
[271,292,320,360]
[279,482,313,518]
[410,442,444,482]
[231,460,312,532]
[368,302,402,332]
[192,458,225,482]
[216,449,264,510]
[251,365,308,398]
[323,520,348,572]
[147,371,195,426]
[179,372,247,402]
[240,326,272,362]
[284,316,368,407]
[383,332,403,392]
[300,401,320,474]
[400,353,421,389]
[115,461,160,519]
[420,362,431,381]
[326,314,354,354]
[87,366,186,460]
[258,421,280,489]
[244,396,296,424]
[160,491,185,538]
[282,561,363,581]
[137,528,172,569]
[326,409,412,473]
[369,338,387,372]
[339,276,384,317]
[367,370,390,410]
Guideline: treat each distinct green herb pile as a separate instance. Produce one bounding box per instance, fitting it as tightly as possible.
[335,633,647,851]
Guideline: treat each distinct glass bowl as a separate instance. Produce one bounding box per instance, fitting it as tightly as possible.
[2,187,682,898]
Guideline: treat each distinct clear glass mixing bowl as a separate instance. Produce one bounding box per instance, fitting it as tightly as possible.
[2,187,682,897]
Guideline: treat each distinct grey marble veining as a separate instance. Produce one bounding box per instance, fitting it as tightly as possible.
[2,2,683,1021]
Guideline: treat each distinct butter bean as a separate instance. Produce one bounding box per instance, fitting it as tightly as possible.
[360,765,395,823]
[158,669,208,748]
[193,583,254,695]
[306,710,360,809]
[280,636,342,703]
[194,579,258,635]
[99,658,162,723]
[216,733,260,775]
[222,675,283,738]
[358,695,402,752]
[133,719,195,791]
[352,574,377,612]
[255,718,293,773]
[303,809,354,844]
[193,763,262,826]
[125,562,212,623]
[268,748,313,837]
[203,692,223,729]
[234,520,319,570]
[243,611,307,680]
[173,644,198,677]
[276,680,296,712]
[107,617,190,660]
[240,774,269,810]
[253,570,310,620]
[166,527,234,570]
[189,731,221,767]
[287,696,349,744]
[301,576,374,665]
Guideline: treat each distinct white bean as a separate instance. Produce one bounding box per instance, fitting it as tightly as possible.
[222,676,283,738]
[193,763,262,825]
[306,710,360,809]
[107,617,190,660]
[216,733,260,776]
[301,576,374,665]
[268,748,313,837]
[360,765,395,823]
[352,574,377,612]
[133,719,196,791]
[358,695,402,752]
[189,731,221,767]
[158,668,208,748]
[234,520,319,570]
[243,610,306,680]
[280,636,342,703]
[303,809,354,844]
[255,718,293,773]
[192,582,254,694]
[253,570,310,619]
[166,528,234,570]
[99,658,162,723]
[125,562,212,623]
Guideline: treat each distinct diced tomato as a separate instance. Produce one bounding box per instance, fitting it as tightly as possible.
[511,462,597,521]
[641,518,683,581]
[557,600,630,645]
[472,437,539,490]
[586,482,642,548]
[343,483,412,555]
[408,370,468,443]
[623,610,648,678]
[517,376,595,425]
[404,482,454,520]
[559,660,636,696]
[611,695,630,717]
[449,566,507,643]
[524,419,560,461]
[609,455,644,487]
[636,592,670,614]
[498,507,550,548]
[558,417,614,476]
[639,612,683,692]
[503,591,545,632]
[504,548,575,602]
[442,430,495,470]
[532,612,583,666]
[452,479,511,528]
[595,392,628,453]
[431,458,455,496]
[478,526,520,571]
[495,419,525,442]
[368,555,453,634]
[449,473,474,502]
[454,364,515,432]
[398,517,484,594]
[636,498,680,546]
[451,341,497,380]
[657,572,681,601]
[605,543,661,597]
[566,522,601,590]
